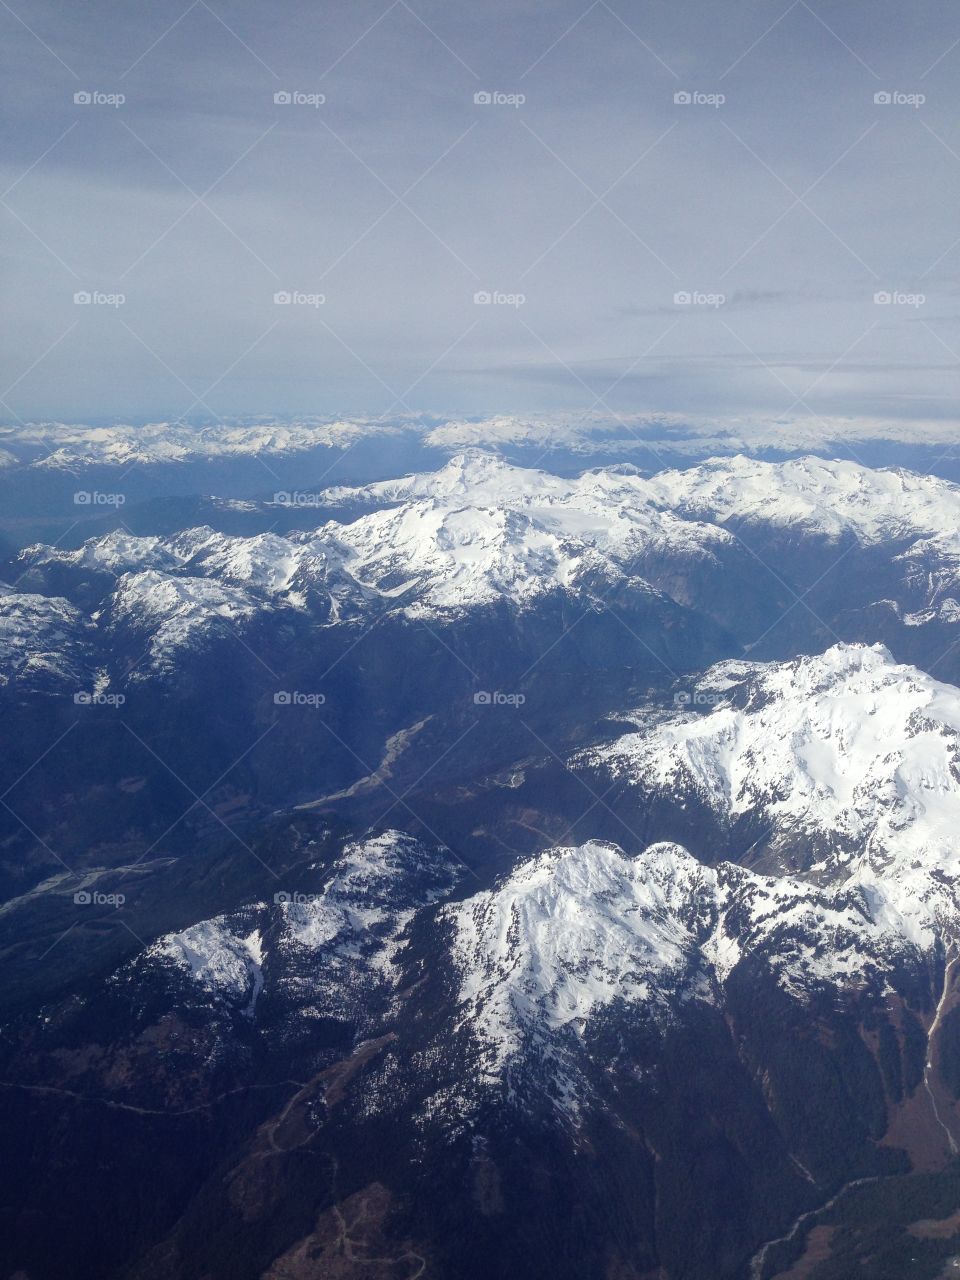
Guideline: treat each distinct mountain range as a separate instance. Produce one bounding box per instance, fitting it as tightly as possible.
[4,443,960,1279]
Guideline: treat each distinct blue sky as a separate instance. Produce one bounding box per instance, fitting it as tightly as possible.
[3,0,960,427]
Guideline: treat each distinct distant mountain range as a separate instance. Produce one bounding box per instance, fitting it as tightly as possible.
[4,413,960,473]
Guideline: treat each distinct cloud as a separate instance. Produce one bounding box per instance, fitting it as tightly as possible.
[3,0,960,424]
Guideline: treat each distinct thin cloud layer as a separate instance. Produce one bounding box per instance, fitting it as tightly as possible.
[2,0,960,428]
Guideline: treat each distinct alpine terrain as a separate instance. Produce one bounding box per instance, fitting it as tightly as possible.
[4,437,960,1280]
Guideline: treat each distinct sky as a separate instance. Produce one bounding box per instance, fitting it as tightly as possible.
[3,0,960,429]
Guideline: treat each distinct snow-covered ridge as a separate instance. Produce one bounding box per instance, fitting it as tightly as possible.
[579,642,960,936]
[28,452,960,594]
[143,832,462,1019]
[24,531,180,576]
[448,836,926,1089]
[0,590,96,690]
[0,420,389,471]
[15,451,960,673]
[645,454,960,544]
[152,921,264,1011]
[450,841,716,1071]
[326,449,960,546]
[106,570,265,672]
[277,830,461,961]
[6,412,960,474]
[18,453,734,632]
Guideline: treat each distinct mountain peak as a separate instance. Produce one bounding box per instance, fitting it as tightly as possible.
[580,643,960,937]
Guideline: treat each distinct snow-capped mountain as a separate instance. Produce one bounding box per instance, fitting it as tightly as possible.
[309,454,960,667]
[320,447,960,578]
[6,413,959,477]
[13,448,960,1280]
[577,643,960,934]
[286,451,960,643]
[12,453,752,678]
[448,840,720,1098]
[151,919,265,1010]
[266,830,462,1029]
[142,831,462,1032]
[21,452,737,622]
[125,632,960,1110]
[452,634,960,1109]
[0,590,97,692]
[646,454,960,546]
[16,449,960,686]
[24,530,181,577]
[318,499,673,621]
[126,828,921,1119]
[103,570,267,676]
[446,836,930,1107]
[0,420,388,471]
